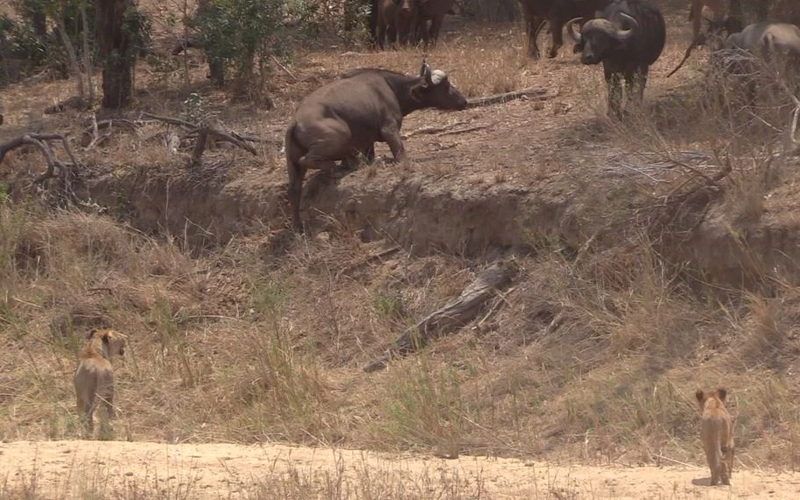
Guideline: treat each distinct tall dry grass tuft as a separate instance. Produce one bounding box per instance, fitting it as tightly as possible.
[379,356,464,457]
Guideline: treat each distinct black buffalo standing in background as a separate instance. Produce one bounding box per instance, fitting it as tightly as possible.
[567,0,666,118]
[517,0,613,59]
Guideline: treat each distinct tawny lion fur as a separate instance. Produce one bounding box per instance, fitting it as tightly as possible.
[696,388,734,486]
[74,329,127,435]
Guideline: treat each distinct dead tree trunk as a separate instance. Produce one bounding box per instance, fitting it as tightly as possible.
[363,261,518,372]
[95,0,134,108]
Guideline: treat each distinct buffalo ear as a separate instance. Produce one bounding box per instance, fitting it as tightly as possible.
[695,389,706,405]
[716,388,727,402]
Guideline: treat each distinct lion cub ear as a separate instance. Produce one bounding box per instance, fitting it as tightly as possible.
[87,328,99,340]
[695,389,706,405]
[716,388,727,402]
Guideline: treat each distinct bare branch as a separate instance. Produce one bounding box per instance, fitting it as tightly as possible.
[467,87,555,108]
[190,126,259,166]
[141,112,197,129]
[270,55,299,82]
[0,133,82,186]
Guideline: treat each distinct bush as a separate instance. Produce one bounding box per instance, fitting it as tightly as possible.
[194,0,302,90]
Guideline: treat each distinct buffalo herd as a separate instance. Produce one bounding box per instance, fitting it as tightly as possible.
[286,0,800,232]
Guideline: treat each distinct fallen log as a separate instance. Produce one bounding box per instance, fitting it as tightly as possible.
[363,260,518,373]
[467,87,555,108]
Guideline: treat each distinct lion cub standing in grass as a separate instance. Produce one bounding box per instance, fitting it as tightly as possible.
[696,388,735,486]
[74,329,127,437]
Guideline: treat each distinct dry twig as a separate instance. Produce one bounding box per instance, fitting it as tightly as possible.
[364,260,518,372]
[467,87,555,108]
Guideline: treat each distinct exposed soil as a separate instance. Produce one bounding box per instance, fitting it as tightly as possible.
[3,440,800,499]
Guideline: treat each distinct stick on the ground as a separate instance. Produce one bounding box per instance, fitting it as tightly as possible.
[0,133,79,183]
[467,87,554,108]
[667,39,700,78]
[363,260,518,372]
[189,125,258,166]
[142,112,197,129]
[270,55,299,82]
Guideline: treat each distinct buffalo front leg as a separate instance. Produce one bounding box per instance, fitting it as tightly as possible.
[382,127,407,164]
[376,21,387,49]
[605,70,624,119]
[626,67,648,108]
[525,16,542,58]
[547,18,564,58]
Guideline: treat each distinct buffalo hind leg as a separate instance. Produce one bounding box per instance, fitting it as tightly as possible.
[288,162,308,233]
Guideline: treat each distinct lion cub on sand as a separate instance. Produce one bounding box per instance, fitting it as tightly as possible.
[74,329,127,435]
[696,388,734,486]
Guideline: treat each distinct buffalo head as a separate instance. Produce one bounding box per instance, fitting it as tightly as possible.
[567,13,637,65]
[411,61,468,111]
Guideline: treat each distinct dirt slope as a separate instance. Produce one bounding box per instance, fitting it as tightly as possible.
[1,440,798,499]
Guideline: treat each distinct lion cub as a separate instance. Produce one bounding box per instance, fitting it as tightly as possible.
[696,388,734,486]
[74,329,127,436]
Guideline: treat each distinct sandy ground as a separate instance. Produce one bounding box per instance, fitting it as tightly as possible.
[2,441,800,499]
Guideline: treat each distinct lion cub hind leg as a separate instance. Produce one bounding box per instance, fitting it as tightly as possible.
[696,388,733,486]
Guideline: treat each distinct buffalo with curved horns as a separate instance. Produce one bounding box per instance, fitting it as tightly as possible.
[517,0,612,59]
[567,0,666,118]
[285,62,468,232]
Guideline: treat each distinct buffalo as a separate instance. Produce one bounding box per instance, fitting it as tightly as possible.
[517,0,612,59]
[413,0,455,47]
[725,21,800,58]
[376,0,417,49]
[285,62,468,232]
[567,0,666,118]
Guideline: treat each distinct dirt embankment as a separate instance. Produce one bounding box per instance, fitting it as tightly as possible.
[2,440,799,499]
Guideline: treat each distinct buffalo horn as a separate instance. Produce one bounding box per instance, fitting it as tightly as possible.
[420,59,430,77]
[613,12,637,40]
[566,17,583,44]
[423,64,433,85]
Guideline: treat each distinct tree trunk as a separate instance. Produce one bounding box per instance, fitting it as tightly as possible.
[81,1,95,107]
[728,0,743,26]
[755,0,770,21]
[94,0,134,108]
[55,14,85,102]
[197,0,225,87]
[32,10,48,40]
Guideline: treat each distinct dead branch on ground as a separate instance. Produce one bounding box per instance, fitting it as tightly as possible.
[403,121,495,139]
[467,87,555,108]
[141,112,259,166]
[0,133,82,201]
[363,260,518,373]
[81,115,143,149]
